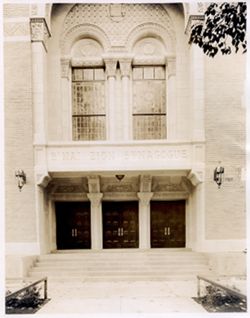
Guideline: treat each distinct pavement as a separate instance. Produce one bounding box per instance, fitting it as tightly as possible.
[37,280,207,315]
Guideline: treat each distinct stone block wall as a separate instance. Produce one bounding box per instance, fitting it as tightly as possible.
[4,4,37,246]
[204,53,246,242]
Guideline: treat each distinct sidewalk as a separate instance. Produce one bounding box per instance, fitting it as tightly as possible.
[38,280,206,315]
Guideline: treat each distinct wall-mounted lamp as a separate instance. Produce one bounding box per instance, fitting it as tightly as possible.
[214,164,224,189]
[115,174,125,181]
[15,169,26,191]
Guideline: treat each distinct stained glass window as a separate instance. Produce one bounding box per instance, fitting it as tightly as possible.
[72,68,106,140]
[133,66,166,140]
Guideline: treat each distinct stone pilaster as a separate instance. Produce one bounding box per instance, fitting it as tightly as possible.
[104,58,118,140]
[137,192,153,249]
[120,58,132,140]
[87,193,103,250]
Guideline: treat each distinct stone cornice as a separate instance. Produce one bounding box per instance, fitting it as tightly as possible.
[30,17,51,52]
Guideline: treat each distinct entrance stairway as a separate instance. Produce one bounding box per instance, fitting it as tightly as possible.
[28,249,212,282]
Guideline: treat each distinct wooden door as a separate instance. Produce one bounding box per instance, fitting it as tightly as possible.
[151,201,185,248]
[56,202,91,249]
[103,202,139,248]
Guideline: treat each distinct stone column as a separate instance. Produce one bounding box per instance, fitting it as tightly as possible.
[87,193,103,250]
[104,58,117,140]
[120,58,132,140]
[137,192,153,249]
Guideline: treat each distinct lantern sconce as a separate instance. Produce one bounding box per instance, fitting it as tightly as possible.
[214,163,224,189]
[15,169,26,191]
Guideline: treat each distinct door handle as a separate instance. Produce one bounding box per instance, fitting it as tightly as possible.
[164,227,167,236]
[75,229,77,237]
[118,228,121,236]
[121,228,124,236]
[72,229,74,237]
[168,227,170,236]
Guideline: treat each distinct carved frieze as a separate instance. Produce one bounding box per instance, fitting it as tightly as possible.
[87,175,101,193]
[30,17,51,51]
[139,175,152,192]
[4,22,30,37]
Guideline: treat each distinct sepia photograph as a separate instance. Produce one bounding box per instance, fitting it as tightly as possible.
[2,0,248,316]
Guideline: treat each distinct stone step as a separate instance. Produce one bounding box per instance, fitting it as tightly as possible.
[32,264,209,272]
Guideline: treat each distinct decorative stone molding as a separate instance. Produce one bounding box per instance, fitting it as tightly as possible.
[166,56,176,77]
[139,175,152,192]
[104,58,117,78]
[36,173,51,188]
[126,22,175,54]
[87,193,103,207]
[133,56,166,66]
[30,17,51,51]
[137,192,153,206]
[187,170,203,186]
[119,58,132,77]
[71,57,104,68]
[87,175,100,193]
[60,57,70,79]
[185,15,204,37]
[61,23,111,56]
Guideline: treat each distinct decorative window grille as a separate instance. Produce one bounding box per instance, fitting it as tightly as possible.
[72,68,106,140]
[133,66,166,140]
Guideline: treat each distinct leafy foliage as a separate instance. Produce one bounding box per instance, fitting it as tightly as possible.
[6,286,43,310]
[190,2,247,57]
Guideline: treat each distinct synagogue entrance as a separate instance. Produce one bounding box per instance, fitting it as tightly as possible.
[56,202,91,249]
[102,201,139,248]
[150,201,186,248]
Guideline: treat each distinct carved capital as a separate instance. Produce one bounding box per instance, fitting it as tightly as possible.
[104,58,117,78]
[137,192,154,206]
[30,17,51,51]
[87,193,103,207]
[119,58,132,78]
[166,56,176,77]
[36,173,52,188]
[87,175,100,193]
[139,175,152,192]
[187,170,203,186]
[60,57,70,79]
[185,15,204,37]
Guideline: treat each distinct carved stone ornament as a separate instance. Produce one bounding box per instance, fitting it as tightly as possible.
[139,175,152,192]
[87,193,103,207]
[119,58,132,77]
[30,17,51,51]
[87,175,101,193]
[108,4,126,22]
[37,173,52,188]
[187,170,203,186]
[104,58,117,77]
[185,15,204,36]
[137,192,153,206]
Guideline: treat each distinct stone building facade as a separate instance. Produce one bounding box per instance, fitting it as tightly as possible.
[4,3,246,278]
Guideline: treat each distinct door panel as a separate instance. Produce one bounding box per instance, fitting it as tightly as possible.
[151,201,185,248]
[103,202,139,248]
[56,202,91,249]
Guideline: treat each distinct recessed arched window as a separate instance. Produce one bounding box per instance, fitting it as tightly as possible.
[71,39,106,141]
[132,37,167,140]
